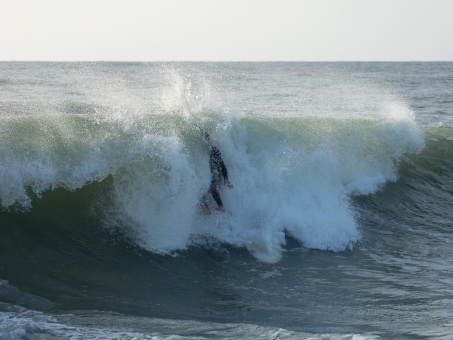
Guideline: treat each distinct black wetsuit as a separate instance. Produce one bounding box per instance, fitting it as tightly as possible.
[202,146,229,207]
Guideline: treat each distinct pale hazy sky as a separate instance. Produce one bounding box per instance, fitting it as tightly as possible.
[1,0,452,61]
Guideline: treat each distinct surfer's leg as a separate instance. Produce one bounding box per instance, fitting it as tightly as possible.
[210,186,225,212]
[200,193,211,215]
[201,205,211,215]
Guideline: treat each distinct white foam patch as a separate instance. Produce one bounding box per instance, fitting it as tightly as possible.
[0,303,380,340]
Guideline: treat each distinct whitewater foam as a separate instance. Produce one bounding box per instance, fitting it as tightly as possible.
[103,111,422,261]
[0,65,425,262]
[0,111,424,262]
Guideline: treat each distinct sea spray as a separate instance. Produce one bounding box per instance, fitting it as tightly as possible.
[0,112,423,261]
[0,63,425,262]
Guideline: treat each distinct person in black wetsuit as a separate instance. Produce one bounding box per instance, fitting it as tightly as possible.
[201,132,233,215]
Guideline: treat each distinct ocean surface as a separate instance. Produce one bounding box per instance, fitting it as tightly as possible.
[0,62,452,339]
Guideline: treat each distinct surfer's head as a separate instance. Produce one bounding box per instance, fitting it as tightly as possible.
[200,129,213,147]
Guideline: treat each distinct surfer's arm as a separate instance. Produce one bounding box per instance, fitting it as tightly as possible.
[220,160,228,180]
[213,147,233,188]
[224,178,233,188]
[220,160,233,188]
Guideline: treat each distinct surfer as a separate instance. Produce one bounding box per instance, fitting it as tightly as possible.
[201,132,233,215]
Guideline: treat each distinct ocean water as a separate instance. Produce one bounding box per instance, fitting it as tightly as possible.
[0,62,452,339]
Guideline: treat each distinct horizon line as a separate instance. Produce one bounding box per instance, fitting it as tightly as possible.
[1,59,453,63]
